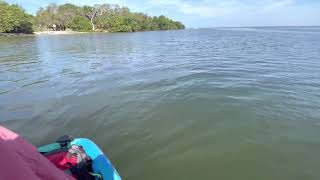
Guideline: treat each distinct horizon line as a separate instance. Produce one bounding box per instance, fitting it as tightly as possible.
[188,25,320,29]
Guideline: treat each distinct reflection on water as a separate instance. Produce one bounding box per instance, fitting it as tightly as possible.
[1,28,320,180]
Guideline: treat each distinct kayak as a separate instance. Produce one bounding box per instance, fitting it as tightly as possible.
[38,136,121,180]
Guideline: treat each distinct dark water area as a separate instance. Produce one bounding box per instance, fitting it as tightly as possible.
[1,27,320,179]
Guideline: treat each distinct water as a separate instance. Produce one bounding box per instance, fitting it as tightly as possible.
[1,27,320,179]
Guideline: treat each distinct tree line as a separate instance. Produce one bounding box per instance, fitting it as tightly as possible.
[0,1,185,34]
[0,1,33,33]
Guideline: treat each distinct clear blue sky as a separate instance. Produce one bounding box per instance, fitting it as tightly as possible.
[6,0,320,28]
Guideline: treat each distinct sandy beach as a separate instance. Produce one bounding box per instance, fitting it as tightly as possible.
[34,31,87,35]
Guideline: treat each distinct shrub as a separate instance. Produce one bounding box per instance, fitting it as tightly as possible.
[70,16,92,31]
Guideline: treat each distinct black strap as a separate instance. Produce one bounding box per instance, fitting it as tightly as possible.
[70,160,96,180]
[56,135,73,148]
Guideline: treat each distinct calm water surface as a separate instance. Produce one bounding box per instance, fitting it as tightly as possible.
[1,27,320,179]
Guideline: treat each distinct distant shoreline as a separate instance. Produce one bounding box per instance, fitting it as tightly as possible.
[0,33,34,37]
[209,25,320,29]
[0,31,87,37]
[34,31,88,35]
[0,29,187,37]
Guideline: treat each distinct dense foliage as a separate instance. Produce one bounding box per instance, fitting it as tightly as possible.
[0,1,185,33]
[34,3,185,32]
[0,1,33,33]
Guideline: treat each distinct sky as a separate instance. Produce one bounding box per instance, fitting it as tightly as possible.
[6,0,320,28]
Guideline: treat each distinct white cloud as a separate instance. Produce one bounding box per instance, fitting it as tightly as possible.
[261,0,294,11]
[147,0,296,17]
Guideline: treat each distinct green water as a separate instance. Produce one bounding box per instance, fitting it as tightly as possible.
[1,27,320,179]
